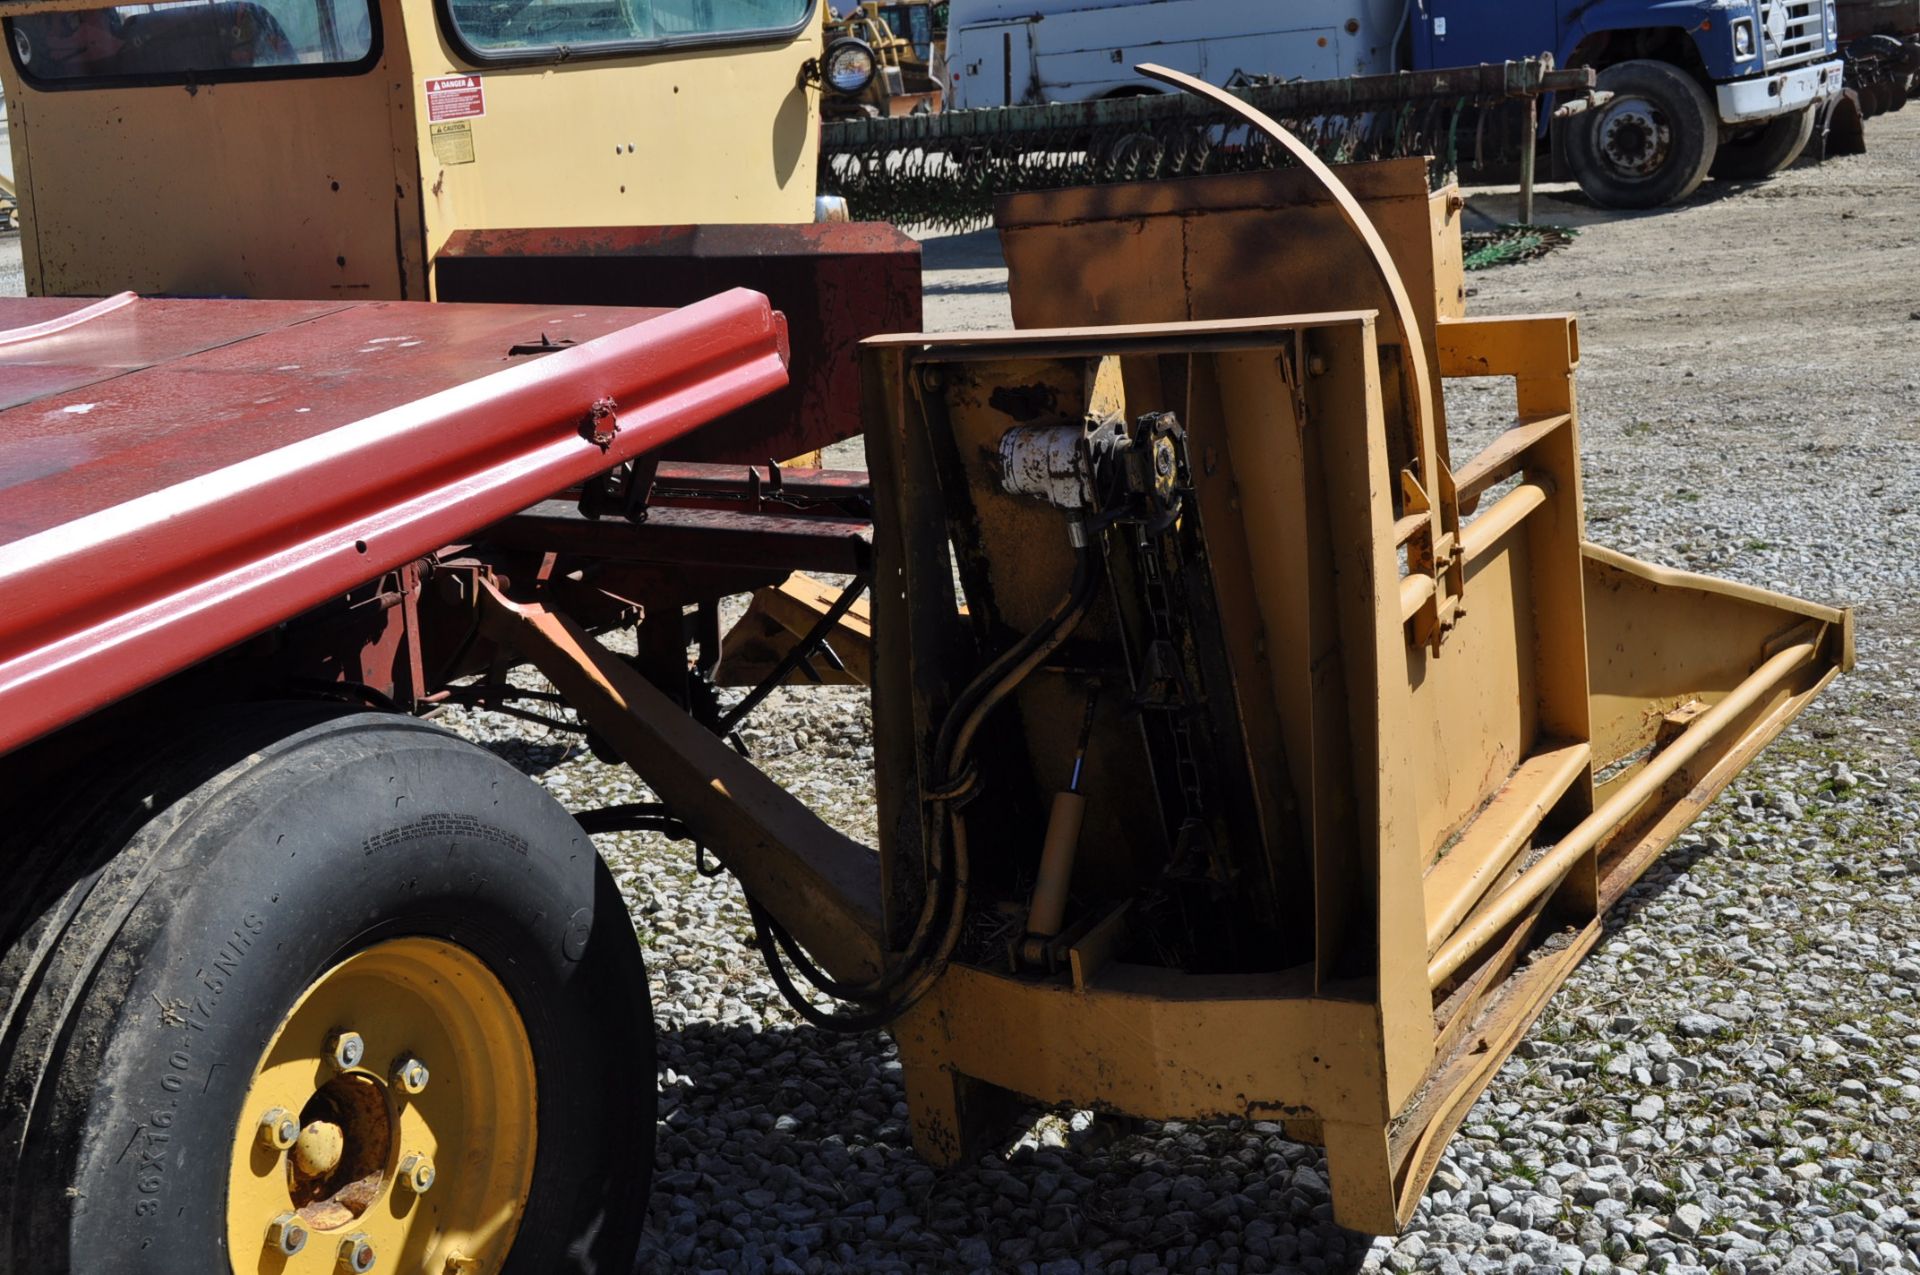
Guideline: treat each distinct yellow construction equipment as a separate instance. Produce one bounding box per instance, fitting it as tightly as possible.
[820,0,943,120]
[838,78,1850,1230]
[0,0,824,298]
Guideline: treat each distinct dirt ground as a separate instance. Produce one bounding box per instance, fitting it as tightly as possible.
[922,112,1920,407]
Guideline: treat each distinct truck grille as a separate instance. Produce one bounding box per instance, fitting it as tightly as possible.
[1760,0,1830,68]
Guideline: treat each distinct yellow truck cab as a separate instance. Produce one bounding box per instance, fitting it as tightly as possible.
[2,0,825,298]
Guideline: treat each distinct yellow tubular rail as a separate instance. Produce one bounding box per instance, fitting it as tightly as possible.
[1427,635,1820,988]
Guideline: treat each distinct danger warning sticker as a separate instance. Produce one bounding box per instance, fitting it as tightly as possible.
[425,75,485,122]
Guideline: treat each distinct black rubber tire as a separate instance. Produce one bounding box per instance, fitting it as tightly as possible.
[0,706,654,1274]
[1566,59,1719,209]
[1709,105,1816,180]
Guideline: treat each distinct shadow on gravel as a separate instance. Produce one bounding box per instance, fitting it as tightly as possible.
[924,277,1019,297]
[472,735,580,777]
[1463,174,1769,231]
[641,1018,1374,1275]
[1595,838,1716,939]
[918,228,1006,272]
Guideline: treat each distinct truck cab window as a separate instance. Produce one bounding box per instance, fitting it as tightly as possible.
[8,0,375,85]
[446,0,810,55]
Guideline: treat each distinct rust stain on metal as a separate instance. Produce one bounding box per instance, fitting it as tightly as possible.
[584,397,620,449]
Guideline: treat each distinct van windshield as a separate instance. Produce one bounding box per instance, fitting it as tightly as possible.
[446,0,809,56]
[8,0,375,83]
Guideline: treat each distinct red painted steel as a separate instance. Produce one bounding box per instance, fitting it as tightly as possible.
[486,502,872,575]
[434,222,921,465]
[0,289,790,758]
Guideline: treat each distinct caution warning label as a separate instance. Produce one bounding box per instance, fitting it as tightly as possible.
[425,75,485,122]
[430,121,476,165]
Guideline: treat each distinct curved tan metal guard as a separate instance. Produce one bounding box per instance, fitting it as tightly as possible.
[1135,62,1440,482]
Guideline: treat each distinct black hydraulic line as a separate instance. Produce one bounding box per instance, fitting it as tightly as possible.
[573,802,690,837]
[758,553,1102,1010]
[752,544,1103,1032]
[449,699,585,734]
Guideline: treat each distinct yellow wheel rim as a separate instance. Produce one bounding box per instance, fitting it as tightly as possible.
[226,938,537,1275]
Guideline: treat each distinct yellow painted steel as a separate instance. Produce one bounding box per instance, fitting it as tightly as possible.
[0,0,821,299]
[858,157,1849,1232]
[715,571,874,687]
[225,938,536,1275]
[411,33,821,257]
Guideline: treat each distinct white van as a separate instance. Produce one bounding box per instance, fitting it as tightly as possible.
[943,0,1404,109]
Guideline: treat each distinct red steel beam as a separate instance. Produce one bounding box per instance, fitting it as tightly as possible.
[486,502,872,576]
[0,288,789,758]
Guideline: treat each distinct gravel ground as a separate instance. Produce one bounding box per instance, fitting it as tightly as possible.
[430,111,1920,1274]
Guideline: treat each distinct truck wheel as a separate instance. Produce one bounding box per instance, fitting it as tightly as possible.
[1709,105,1815,180]
[1566,59,1718,209]
[0,706,654,1274]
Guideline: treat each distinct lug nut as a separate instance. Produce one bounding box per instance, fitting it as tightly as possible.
[326,1030,366,1071]
[392,1055,430,1095]
[256,1107,299,1152]
[337,1232,376,1273]
[266,1212,308,1255]
[397,1151,436,1195]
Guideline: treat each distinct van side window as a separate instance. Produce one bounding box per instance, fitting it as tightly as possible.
[8,0,376,86]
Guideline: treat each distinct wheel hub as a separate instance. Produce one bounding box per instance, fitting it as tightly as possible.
[1598,99,1671,178]
[226,939,536,1275]
[290,1118,345,1179]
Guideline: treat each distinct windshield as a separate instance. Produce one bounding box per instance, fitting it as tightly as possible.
[446,0,809,56]
[9,0,375,83]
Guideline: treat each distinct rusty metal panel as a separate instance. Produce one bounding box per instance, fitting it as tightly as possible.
[434,222,922,465]
[0,290,790,758]
[996,157,1464,419]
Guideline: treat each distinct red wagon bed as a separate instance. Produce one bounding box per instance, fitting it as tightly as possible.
[0,290,789,758]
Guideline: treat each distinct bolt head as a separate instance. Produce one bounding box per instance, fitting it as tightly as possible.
[398,1151,436,1195]
[393,1056,430,1095]
[257,1107,299,1152]
[338,1232,376,1273]
[266,1212,308,1256]
[327,1030,366,1071]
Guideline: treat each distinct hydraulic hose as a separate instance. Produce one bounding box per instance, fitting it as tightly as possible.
[752,544,1102,1031]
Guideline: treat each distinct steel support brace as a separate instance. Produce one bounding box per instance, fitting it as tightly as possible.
[474,581,888,983]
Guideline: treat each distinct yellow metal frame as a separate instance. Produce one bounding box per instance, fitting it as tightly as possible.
[0,0,823,298]
[858,158,1848,1225]
[226,938,536,1275]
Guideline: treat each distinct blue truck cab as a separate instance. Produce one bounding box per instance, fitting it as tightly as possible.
[1415,0,1844,206]
[942,0,1840,208]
